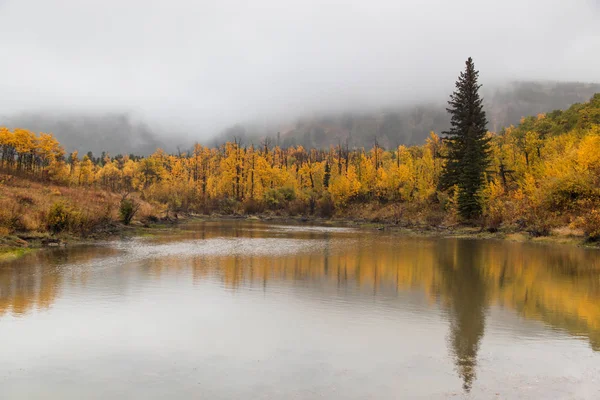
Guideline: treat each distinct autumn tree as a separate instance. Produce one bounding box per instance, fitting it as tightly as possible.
[0,127,15,170]
[440,57,490,220]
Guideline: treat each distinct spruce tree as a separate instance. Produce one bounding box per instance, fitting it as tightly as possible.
[323,162,331,188]
[440,57,490,220]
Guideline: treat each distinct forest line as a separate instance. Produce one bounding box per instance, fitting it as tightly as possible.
[1,61,600,240]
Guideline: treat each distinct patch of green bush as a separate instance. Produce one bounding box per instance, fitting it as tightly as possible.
[217,198,239,215]
[546,175,596,212]
[46,202,73,234]
[264,187,296,210]
[119,197,140,225]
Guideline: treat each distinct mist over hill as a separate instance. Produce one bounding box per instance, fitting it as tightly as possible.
[217,81,600,149]
[2,80,599,156]
[3,113,180,156]
[1,0,599,156]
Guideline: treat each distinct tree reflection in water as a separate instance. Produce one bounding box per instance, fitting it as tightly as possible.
[2,222,600,392]
[435,240,487,392]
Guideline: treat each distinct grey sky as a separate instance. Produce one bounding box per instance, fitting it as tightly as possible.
[1,0,599,135]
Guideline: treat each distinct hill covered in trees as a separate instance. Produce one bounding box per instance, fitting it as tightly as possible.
[218,81,600,149]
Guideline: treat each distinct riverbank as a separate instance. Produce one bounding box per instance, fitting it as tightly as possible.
[0,222,592,265]
[2,210,596,265]
[183,213,598,249]
[2,212,596,261]
[0,175,166,262]
[0,216,185,261]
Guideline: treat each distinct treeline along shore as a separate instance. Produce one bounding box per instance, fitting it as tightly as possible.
[2,59,600,255]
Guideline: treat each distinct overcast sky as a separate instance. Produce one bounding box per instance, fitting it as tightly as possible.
[1,0,599,135]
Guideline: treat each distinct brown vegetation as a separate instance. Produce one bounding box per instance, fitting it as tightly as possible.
[0,174,158,240]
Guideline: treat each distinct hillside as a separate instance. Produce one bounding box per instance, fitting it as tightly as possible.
[2,81,599,156]
[510,92,600,136]
[3,113,174,156]
[218,81,600,149]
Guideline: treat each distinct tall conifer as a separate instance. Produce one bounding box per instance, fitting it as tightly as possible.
[440,57,490,220]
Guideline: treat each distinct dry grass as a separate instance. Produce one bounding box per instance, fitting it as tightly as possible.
[0,174,158,237]
[552,226,585,237]
[340,201,447,227]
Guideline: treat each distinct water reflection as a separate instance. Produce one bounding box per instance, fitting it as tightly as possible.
[0,246,120,316]
[436,240,488,392]
[2,221,600,393]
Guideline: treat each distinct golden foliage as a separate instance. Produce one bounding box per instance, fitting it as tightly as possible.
[1,94,600,235]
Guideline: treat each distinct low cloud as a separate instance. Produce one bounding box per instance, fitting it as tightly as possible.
[0,0,599,137]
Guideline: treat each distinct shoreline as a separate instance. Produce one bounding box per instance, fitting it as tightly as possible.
[0,219,181,263]
[185,214,599,249]
[1,214,597,263]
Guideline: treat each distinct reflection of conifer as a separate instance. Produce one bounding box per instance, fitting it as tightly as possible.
[436,240,488,392]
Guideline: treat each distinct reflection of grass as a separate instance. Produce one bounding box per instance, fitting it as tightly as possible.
[138,233,156,238]
[120,224,179,238]
[0,247,35,263]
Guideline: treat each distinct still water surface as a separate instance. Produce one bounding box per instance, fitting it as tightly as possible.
[2,221,600,399]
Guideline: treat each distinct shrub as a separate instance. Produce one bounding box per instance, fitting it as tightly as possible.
[20,213,41,232]
[425,210,445,227]
[143,214,159,223]
[264,187,297,210]
[243,199,264,215]
[288,199,308,216]
[484,202,504,232]
[0,207,20,233]
[17,195,35,206]
[576,209,600,241]
[525,209,556,237]
[119,197,140,225]
[46,202,72,233]
[546,175,595,212]
[264,189,280,209]
[263,189,283,210]
[317,193,335,218]
[217,198,239,215]
[279,187,296,202]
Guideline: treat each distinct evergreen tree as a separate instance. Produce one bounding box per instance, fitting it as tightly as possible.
[323,162,331,189]
[440,57,490,220]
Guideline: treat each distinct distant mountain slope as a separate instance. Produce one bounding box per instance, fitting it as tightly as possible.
[3,113,172,156]
[485,81,600,133]
[2,81,599,155]
[510,92,600,137]
[218,81,600,149]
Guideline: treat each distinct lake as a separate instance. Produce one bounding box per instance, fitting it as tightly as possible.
[1,221,600,399]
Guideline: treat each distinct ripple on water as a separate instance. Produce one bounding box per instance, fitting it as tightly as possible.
[124,237,330,258]
[56,236,345,272]
[265,225,357,233]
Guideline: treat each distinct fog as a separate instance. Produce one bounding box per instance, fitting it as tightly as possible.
[1,0,599,138]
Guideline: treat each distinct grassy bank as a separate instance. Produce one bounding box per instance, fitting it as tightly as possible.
[0,175,168,253]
